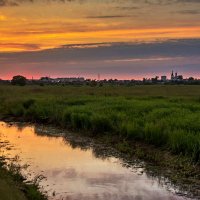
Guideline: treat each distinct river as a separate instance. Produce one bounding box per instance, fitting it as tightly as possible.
[0,121,191,200]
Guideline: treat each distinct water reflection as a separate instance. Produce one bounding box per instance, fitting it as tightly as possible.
[0,122,191,200]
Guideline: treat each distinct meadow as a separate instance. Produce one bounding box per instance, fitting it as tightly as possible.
[0,85,200,163]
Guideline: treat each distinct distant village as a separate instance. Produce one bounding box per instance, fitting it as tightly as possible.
[142,70,196,84]
[0,70,200,86]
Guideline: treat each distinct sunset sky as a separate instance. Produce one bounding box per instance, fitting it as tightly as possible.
[0,0,200,79]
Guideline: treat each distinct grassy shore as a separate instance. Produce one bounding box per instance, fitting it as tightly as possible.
[0,156,47,200]
[0,85,200,196]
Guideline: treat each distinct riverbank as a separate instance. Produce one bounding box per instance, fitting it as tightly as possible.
[0,163,26,200]
[0,85,200,198]
[0,152,47,200]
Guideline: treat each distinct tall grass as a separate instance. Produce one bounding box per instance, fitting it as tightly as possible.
[0,85,200,162]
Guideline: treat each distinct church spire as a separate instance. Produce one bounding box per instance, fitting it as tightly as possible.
[171,70,174,80]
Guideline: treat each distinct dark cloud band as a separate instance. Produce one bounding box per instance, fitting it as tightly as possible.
[1,39,200,63]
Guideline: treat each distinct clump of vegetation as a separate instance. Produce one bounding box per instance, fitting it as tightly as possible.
[0,85,200,163]
[11,75,27,86]
[23,99,35,109]
[0,156,47,200]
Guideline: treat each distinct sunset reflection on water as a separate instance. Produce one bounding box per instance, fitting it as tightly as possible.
[0,122,189,200]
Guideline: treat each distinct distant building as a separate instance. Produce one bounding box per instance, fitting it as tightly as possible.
[161,76,167,82]
[151,76,159,83]
[40,77,85,84]
[55,77,85,83]
[40,77,53,83]
[171,70,183,81]
[175,72,178,80]
[171,70,175,81]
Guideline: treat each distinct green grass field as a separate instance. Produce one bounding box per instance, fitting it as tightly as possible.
[0,85,200,162]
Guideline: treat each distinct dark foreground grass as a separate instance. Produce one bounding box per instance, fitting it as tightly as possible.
[0,85,199,163]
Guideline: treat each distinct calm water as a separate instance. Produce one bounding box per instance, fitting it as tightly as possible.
[0,122,190,200]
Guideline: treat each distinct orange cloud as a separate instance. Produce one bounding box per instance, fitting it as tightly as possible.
[1,26,200,52]
[0,14,7,20]
[0,0,200,52]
